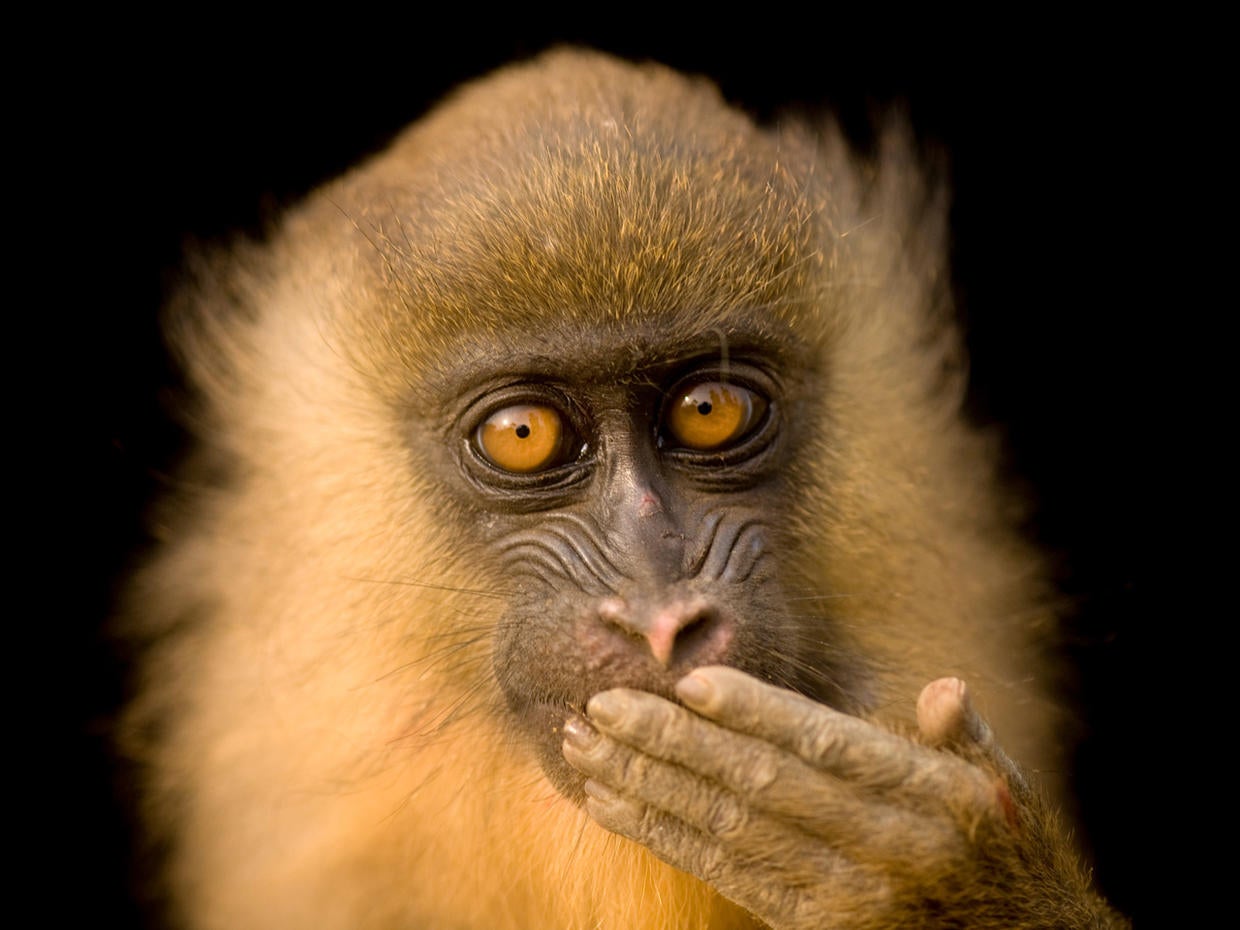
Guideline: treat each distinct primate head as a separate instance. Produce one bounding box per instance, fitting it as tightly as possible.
[120,48,1108,930]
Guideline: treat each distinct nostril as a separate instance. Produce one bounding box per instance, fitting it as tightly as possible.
[668,608,732,668]
[671,610,711,663]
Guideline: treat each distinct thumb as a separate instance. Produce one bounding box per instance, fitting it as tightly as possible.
[917,677,1028,796]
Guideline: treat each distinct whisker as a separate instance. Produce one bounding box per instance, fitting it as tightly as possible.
[345,574,506,600]
[369,631,492,685]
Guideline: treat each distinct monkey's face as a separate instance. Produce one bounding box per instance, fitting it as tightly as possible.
[431,336,858,797]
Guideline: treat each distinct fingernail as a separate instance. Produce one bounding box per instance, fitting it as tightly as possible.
[586,691,624,726]
[675,671,713,707]
[562,715,599,749]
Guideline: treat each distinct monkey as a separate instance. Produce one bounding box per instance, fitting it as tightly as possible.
[118,47,1129,929]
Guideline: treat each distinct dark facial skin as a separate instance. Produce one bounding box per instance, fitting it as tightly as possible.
[435,329,863,799]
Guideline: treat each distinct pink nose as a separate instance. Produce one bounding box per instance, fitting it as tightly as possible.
[597,595,731,668]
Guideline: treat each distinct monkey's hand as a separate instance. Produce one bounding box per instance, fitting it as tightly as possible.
[561,666,1127,930]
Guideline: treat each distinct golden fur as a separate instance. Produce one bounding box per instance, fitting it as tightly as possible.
[122,49,1074,928]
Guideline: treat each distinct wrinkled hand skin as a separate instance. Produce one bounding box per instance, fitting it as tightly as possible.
[562,667,1128,930]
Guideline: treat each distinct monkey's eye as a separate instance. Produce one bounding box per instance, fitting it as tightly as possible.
[664,381,768,451]
[475,404,575,473]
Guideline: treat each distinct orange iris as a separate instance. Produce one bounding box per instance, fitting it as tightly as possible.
[477,404,566,473]
[666,382,765,451]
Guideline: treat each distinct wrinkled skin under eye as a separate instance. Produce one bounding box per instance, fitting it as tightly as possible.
[665,382,768,451]
[476,404,569,473]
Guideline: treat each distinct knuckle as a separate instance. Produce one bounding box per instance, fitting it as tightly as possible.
[688,839,729,886]
[704,794,749,840]
[612,742,650,787]
[785,887,823,926]
[637,802,668,840]
[588,791,645,836]
[647,707,688,757]
[725,751,780,795]
[615,698,685,758]
[799,722,844,768]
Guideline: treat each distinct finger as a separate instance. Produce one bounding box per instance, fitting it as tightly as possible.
[563,721,797,871]
[916,678,1029,796]
[674,666,913,779]
[574,746,823,881]
[916,678,1031,832]
[563,714,964,865]
[672,668,995,808]
[564,706,796,839]
[586,688,808,792]
[581,690,988,851]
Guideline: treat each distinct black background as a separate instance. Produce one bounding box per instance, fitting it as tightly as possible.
[45,17,1154,928]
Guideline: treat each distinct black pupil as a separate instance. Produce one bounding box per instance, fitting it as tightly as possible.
[516,424,531,438]
[696,401,712,415]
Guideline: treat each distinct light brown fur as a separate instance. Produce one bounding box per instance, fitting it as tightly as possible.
[121,49,1106,928]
